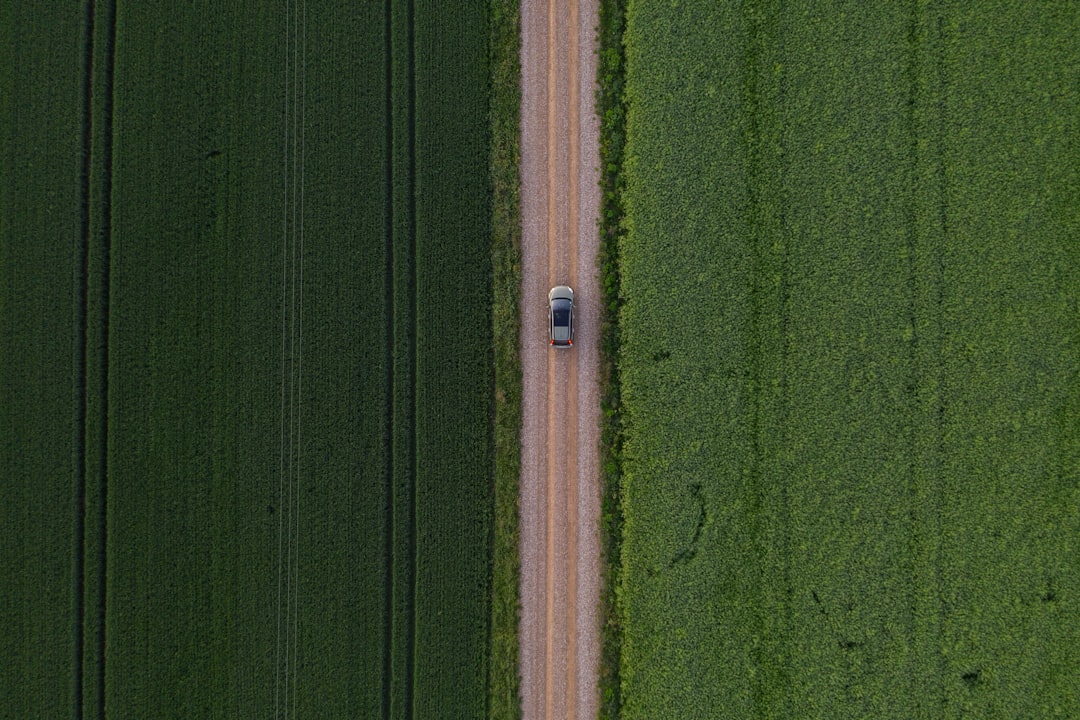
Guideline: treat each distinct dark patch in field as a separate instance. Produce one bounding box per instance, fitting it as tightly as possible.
[811,589,862,651]
[651,349,670,362]
[670,481,706,566]
[1041,576,1058,603]
[204,148,222,159]
[961,669,982,687]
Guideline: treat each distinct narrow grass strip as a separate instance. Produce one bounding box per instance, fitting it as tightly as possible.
[596,0,627,717]
[489,0,523,716]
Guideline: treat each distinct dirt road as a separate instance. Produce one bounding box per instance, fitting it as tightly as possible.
[519,0,601,718]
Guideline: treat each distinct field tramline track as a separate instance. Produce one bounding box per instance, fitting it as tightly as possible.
[74,0,117,717]
[275,0,307,718]
[384,0,419,717]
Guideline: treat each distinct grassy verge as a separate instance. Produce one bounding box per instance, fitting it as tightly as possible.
[488,0,522,717]
[596,0,628,717]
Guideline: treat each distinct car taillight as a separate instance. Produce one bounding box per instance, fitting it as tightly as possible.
[550,339,554,345]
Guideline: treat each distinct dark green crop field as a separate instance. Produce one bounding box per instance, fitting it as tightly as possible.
[1,1,493,718]
[615,1,1078,718]
[0,3,86,716]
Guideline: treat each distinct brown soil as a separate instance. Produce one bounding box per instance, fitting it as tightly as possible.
[519,0,601,718]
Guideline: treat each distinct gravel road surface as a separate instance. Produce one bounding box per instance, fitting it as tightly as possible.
[519,0,601,718]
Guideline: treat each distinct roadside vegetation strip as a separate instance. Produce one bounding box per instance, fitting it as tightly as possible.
[0,4,86,717]
[616,0,1079,718]
[488,0,524,716]
[595,0,628,717]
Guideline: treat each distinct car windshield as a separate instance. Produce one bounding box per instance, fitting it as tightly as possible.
[553,308,569,326]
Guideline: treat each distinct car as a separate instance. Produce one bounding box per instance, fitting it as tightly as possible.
[548,285,574,347]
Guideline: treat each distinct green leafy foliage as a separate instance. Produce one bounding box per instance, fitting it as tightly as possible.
[597,0,629,718]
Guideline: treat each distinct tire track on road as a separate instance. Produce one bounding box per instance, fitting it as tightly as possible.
[565,0,581,711]
[543,351,557,718]
[543,0,557,717]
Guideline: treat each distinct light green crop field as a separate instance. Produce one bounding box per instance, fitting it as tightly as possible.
[616,1,1079,718]
[1,2,494,718]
